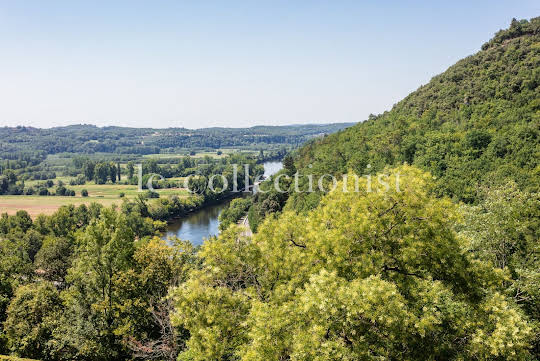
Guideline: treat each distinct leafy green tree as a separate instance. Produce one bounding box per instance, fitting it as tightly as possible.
[172,166,534,360]
[117,162,121,181]
[282,154,296,176]
[219,198,252,231]
[4,282,61,360]
[94,162,109,184]
[23,229,43,262]
[127,161,135,180]
[116,237,196,360]
[46,205,79,237]
[52,208,135,360]
[109,162,117,183]
[35,236,74,284]
[462,182,540,354]
[83,160,95,181]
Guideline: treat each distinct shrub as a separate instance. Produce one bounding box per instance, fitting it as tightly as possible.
[145,190,159,199]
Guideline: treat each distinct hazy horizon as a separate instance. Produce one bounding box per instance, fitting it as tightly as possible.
[1,1,538,128]
[2,121,356,130]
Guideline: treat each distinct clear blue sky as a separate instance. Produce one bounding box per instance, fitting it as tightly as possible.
[0,1,538,129]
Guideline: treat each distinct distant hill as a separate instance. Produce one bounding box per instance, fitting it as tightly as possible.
[0,123,355,156]
[289,17,539,208]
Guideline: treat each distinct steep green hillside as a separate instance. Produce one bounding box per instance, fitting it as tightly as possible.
[289,17,539,209]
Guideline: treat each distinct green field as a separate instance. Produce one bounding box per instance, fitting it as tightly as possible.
[142,148,257,159]
[0,182,190,217]
[0,356,39,361]
[2,149,255,218]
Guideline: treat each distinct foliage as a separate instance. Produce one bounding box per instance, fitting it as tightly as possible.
[34,236,74,284]
[461,182,540,354]
[218,198,252,231]
[4,282,61,360]
[0,17,538,361]
[284,17,539,210]
[172,166,535,360]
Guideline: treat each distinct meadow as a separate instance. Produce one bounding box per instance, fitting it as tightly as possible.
[0,182,190,217]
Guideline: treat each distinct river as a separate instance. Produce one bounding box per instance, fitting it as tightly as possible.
[163,161,283,245]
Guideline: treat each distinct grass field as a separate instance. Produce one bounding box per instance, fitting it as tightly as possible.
[142,149,257,160]
[0,355,39,361]
[0,182,191,217]
[4,148,256,217]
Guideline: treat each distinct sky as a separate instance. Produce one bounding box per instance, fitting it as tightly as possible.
[0,1,538,129]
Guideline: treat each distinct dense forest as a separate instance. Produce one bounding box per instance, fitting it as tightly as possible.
[270,17,539,210]
[0,17,539,361]
[0,123,354,157]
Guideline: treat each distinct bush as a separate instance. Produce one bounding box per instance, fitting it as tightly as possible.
[56,185,66,196]
[81,189,88,197]
[218,198,252,231]
[145,190,159,199]
[69,175,86,186]
[119,192,125,198]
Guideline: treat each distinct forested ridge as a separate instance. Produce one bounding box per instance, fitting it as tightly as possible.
[0,17,539,361]
[0,123,354,156]
[284,17,540,210]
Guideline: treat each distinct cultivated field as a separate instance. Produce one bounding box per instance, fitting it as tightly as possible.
[0,183,190,217]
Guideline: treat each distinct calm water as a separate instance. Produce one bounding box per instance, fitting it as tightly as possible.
[163,161,283,245]
[262,161,283,178]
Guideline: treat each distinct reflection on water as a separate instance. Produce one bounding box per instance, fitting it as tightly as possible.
[163,199,232,246]
[163,161,283,245]
[263,161,283,178]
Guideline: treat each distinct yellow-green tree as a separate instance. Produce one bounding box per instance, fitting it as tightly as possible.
[172,166,534,360]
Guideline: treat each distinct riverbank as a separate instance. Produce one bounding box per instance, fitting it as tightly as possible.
[162,161,283,245]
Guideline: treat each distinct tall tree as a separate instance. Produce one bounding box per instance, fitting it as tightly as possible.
[172,166,534,360]
[4,282,61,359]
[117,162,121,181]
[52,208,135,360]
[127,161,135,180]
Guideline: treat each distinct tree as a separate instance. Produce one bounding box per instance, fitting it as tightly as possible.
[83,160,95,181]
[81,189,88,197]
[11,210,33,233]
[117,237,196,361]
[94,162,109,184]
[117,162,122,181]
[51,208,135,360]
[127,161,135,180]
[462,182,540,354]
[0,234,34,352]
[56,184,67,196]
[35,236,74,284]
[282,154,295,176]
[4,282,61,360]
[172,166,534,360]
[110,162,117,183]
[218,198,252,231]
